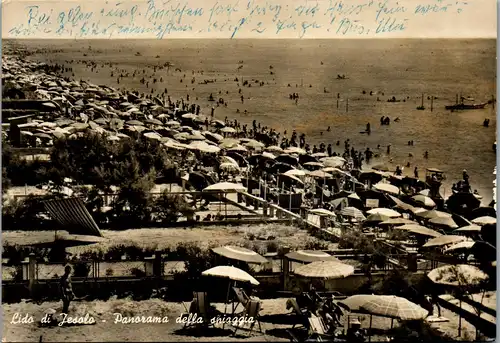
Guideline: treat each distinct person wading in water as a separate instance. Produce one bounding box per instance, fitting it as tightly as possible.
[60,265,75,314]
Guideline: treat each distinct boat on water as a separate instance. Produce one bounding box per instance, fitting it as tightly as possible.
[445,103,487,110]
[445,95,487,110]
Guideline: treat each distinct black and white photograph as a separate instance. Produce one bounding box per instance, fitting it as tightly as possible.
[1,0,497,341]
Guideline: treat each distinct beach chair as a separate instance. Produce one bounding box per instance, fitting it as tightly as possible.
[232,287,250,313]
[181,291,212,329]
[233,300,263,335]
[286,298,309,329]
[307,315,334,342]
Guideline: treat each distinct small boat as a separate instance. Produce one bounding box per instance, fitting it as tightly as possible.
[445,103,487,110]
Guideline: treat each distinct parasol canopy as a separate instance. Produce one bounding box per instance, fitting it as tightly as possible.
[285,250,339,263]
[364,213,390,224]
[417,209,452,220]
[308,170,333,178]
[471,216,497,226]
[373,182,400,195]
[453,225,482,233]
[203,182,246,192]
[429,216,458,229]
[202,266,259,285]
[293,260,355,279]
[422,235,467,248]
[309,208,337,217]
[338,295,381,312]
[411,195,436,208]
[395,224,443,238]
[379,218,415,227]
[212,246,268,264]
[360,295,428,320]
[340,207,366,221]
[367,208,401,218]
[444,241,475,253]
[427,264,488,287]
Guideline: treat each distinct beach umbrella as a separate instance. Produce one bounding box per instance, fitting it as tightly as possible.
[280,173,304,185]
[453,225,482,233]
[244,139,265,150]
[395,224,442,238]
[340,207,366,221]
[165,120,181,126]
[387,195,416,212]
[366,208,401,218]
[203,182,246,192]
[93,117,108,125]
[143,132,162,141]
[427,264,488,287]
[379,218,415,227]
[284,147,307,155]
[309,208,337,217]
[203,131,224,143]
[373,182,400,195]
[338,295,380,312]
[212,246,268,264]
[276,154,299,166]
[220,156,239,167]
[311,152,329,158]
[417,209,452,220]
[181,113,197,120]
[20,231,108,248]
[418,189,431,197]
[429,216,458,229]
[347,193,361,201]
[360,295,428,321]
[219,138,240,149]
[294,260,355,279]
[444,241,475,253]
[266,146,284,153]
[107,135,121,142]
[220,162,240,172]
[471,216,496,226]
[126,120,144,126]
[227,144,248,153]
[469,207,496,220]
[20,130,34,136]
[304,161,325,169]
[261,152,276,160]
[285,250,339,263]
[320,157,346,168]
[202,266,259,286]
[221,127,236,133]
[189,141,220,153]
[422,235,467,248]
[364,213,390,225]
[39,121,58,128]
[284,169,306,177]
[212,119,225,127]
[308,170,333,179]
[411,195,436,208]
[146,118,163,126]
[322,167,351,177]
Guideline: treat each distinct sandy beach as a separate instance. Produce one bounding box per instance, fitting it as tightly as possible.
[16,38,497,204]
[2,297,483,342]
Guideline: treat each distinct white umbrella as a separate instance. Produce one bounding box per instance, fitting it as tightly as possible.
[220,156,239,166]
[373,182,400,195]
[309,208,336,216]
[143,132,162,141]
[212,246,268,264]
[453,225,482,233]
[429,216,458,229]
[308,170,333,178]
[221,127,236,133]
[294,260,355,279]
[203,182,246,192]
[417,209,452,219]
[411,195,436,208]
[471,216,496,226]
[266,146,284,153]
[366,208,401,218]
[427,264,488,287]
[360,295,428,321]
[395,224,443,238]
[444,241,475,253]
[284,147,307,155]
[220,162,240,172]
[284,169,306,177]
[181,113,197,119]
[202,266,259,285]
[422,235,467,248]
[340,207,366,221]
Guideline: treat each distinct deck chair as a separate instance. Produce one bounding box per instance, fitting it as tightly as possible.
[233,300,263,335]
[286,298,309,329]
[308,315,334,342]
[232,287,250,313]
[181,292,212,329]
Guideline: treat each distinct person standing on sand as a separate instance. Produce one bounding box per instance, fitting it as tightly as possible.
[60,265,75,314]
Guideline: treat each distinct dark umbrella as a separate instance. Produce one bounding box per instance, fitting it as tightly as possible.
[468,207,496,220]
[446,193,481,216]
[226,151,248,167]
[299,154,318,165]
[269,162,295,174]
[276,154,299,166]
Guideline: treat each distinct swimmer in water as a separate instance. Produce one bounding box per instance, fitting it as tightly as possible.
[327,126,331,132]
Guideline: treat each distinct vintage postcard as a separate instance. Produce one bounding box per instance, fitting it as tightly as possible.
[1,0,497,341]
